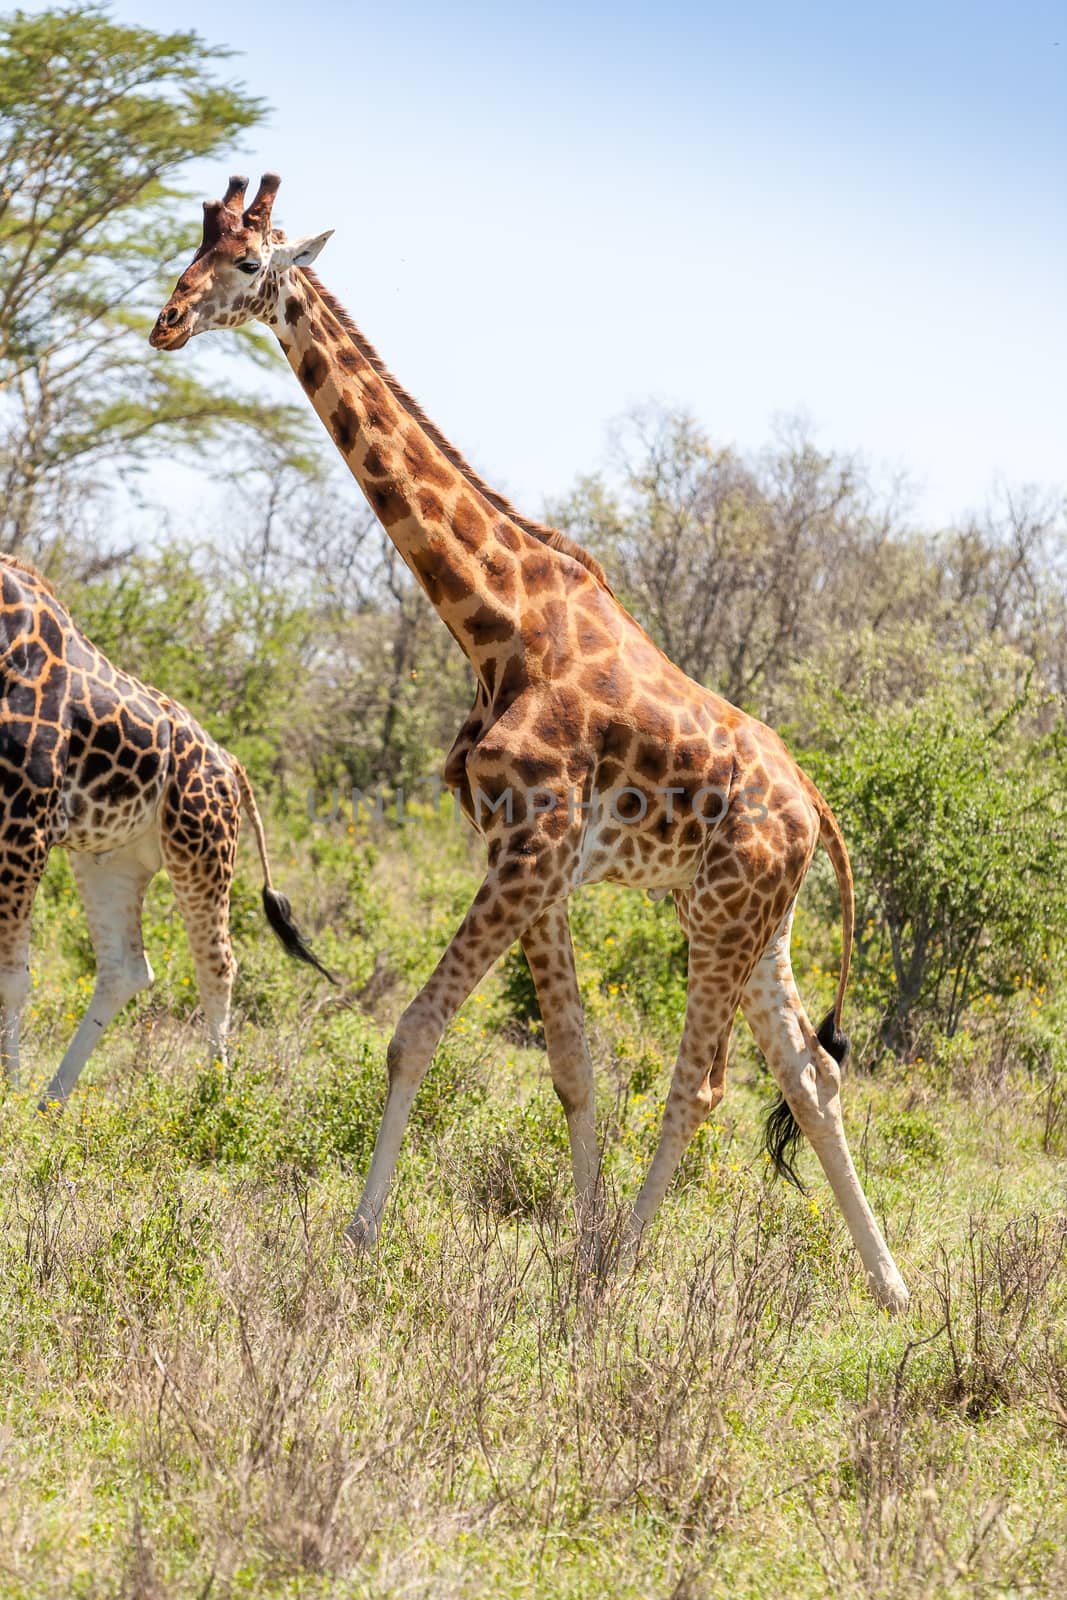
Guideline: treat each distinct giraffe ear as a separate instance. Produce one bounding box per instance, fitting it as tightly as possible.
[269,230,334,271]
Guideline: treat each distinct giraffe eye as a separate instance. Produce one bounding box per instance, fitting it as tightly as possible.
[237,260,261,275]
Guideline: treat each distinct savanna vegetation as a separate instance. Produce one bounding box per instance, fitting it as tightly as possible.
[1,8,1065,1597]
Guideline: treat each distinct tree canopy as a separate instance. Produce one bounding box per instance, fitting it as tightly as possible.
[0,3,314,554]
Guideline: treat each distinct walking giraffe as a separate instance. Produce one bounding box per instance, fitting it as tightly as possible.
[151,173,908,1310]
[0,555,332,1110]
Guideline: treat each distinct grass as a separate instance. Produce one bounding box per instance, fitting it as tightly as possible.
[1,805,1065,1597]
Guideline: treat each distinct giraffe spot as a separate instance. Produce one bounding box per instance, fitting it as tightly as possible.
[298,346,329,393]
[332,398,361,454]
[453,497,486,552]
[119,710,154,750]
[97,772,138,804]
[0,721,33,750]
[412,547,469,604]
[512,754,560,787]
[403,432,454,489]
[586,663,632,702]
[495,521,522,553]
[362,444,388,479]
[463,604,512,647]
[493,655,526,713]
[479,555,516,603]
[284,295,303,327]
[636,743,668,782]
[79,752,113,786]
[337,347,360,371]
[365,398,400,432]
[370,484,411,527]
[521,553,556,591]
[13,639,48,680]
[601,726,632,766]
[577,623,613,654]
[417,488,445,521]
[37,610,64,657]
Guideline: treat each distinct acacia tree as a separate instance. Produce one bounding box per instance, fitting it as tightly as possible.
[0,4,314,555]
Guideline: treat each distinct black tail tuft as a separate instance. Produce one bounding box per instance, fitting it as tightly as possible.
[262,886,338,984]
[764,1012,849,1193]
[764,1093,806,1191]
[816,1007,850,1065]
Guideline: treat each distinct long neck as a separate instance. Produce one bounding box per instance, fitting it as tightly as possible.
[270,271,543,686]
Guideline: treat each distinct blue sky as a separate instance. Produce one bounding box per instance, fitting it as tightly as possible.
[89,2,1067,523]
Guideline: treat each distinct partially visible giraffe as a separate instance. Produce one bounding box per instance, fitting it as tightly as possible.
[151,173,908,1311]
[0,555,332,1110]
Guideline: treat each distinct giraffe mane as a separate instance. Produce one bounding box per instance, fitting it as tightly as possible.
[0,554,57,597]
[297,269,612,593]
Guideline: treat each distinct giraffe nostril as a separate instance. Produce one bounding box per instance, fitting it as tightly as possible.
[162,305,180,328]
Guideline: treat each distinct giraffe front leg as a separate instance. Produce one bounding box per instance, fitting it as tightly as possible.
[39,848,155,1110]
[0,964,31,1089]
[521,904,602,1266]
[345,869,561,1251]
[0,848,47,1091]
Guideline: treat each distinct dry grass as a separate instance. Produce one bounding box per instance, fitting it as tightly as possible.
[1,823,1065,1597]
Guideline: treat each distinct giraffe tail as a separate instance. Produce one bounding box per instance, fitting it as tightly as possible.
[232,760,338,984]
[815,799,854,1061]
[764,797,854,1187]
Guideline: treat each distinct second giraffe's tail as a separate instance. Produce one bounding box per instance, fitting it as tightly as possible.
[232,761,337,984]
[764,796,854,1188]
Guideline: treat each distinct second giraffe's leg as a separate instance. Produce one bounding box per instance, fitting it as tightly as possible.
[742,911,909,1313]
[522,904,600,1251]
[165,854,237,1065]
[0,858,45,1089]
[39,846,156,1109]
[346,873,558,1249]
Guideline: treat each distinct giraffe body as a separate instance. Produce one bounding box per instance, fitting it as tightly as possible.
[151,174,908,1311]
[0,556,329,1107]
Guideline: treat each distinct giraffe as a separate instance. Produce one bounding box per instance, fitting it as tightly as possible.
[151,173,908,1311]
[0,554,333,1111]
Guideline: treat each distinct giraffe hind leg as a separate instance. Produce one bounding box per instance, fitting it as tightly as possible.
[622,962,739,1253]
[39,843,157,1109]
[160,754,239,1064]
[164,854,237,1065]
[742,908,909,1312]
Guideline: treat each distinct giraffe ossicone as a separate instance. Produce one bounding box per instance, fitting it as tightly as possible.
[0,555,334,1110]
[151,171,908,1312]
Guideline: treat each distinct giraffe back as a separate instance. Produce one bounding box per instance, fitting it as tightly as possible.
[0,557,237,857]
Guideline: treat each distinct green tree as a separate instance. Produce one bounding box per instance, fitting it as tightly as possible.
[0,3,313,554]
[551,406,918,711]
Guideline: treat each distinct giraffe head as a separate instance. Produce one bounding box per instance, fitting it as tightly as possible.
[150,173,331,350]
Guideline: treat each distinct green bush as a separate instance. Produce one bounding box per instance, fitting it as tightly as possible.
[801,661,1067,1051]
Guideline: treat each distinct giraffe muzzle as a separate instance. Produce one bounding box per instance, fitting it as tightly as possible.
[149,303,192,350]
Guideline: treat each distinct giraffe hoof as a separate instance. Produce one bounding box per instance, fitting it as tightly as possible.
[36,1096,65,1119]
[342,1212,379,1255]
[874,1271,910,1316]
